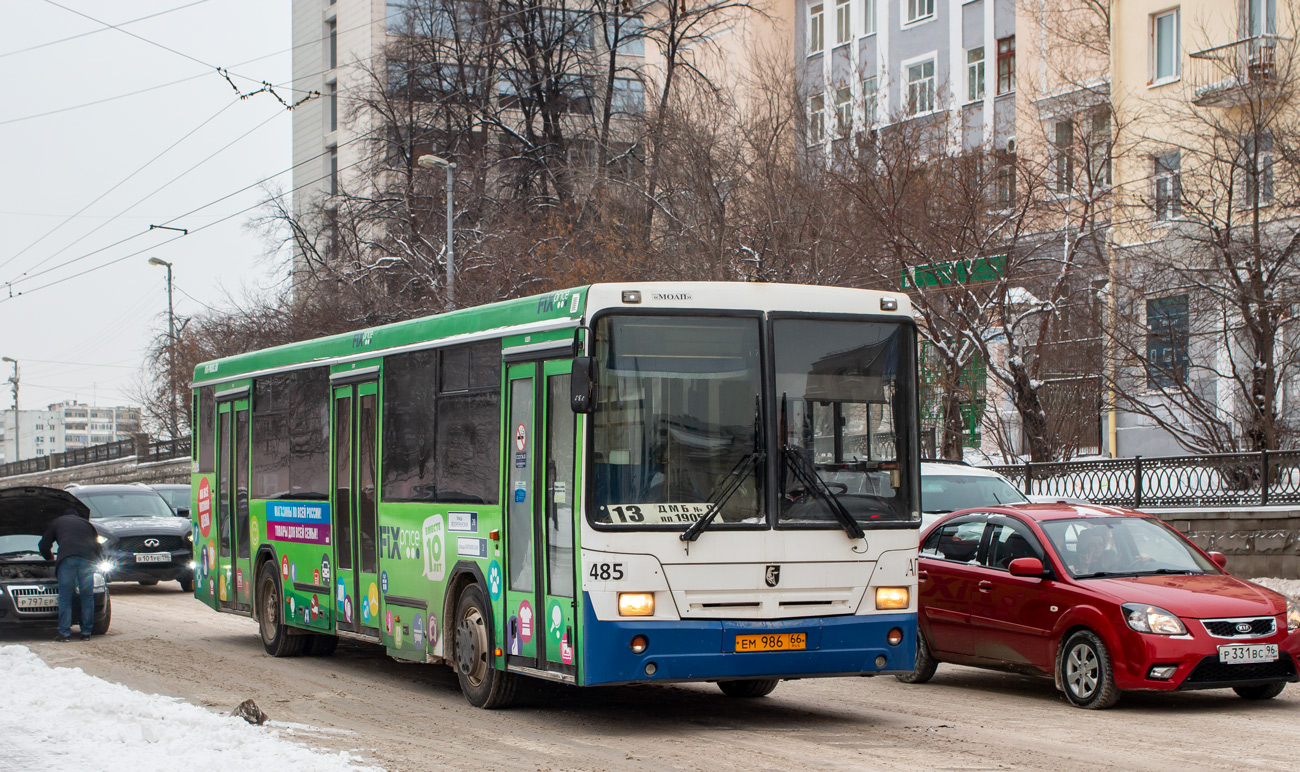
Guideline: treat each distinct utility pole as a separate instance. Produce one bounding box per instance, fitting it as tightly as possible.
[417,154,457,309]
[148,257,178,439]
[2,357,17,462]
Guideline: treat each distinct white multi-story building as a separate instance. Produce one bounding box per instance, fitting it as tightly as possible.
[0,402,142,464]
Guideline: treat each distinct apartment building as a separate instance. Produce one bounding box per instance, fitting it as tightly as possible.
[796,0,1016,150]
[1108,0,1299,455]
[0,402,142,463]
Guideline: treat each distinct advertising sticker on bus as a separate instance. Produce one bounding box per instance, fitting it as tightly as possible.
[197,477,212,537]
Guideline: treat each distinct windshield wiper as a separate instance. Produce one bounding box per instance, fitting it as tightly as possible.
[782,444,865,540]
[681,450,765,543]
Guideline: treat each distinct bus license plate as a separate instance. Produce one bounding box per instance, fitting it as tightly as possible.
[134,552,171,563]
[1219,644,1278,664]
[735,633,806,652]
[16,594,58,610]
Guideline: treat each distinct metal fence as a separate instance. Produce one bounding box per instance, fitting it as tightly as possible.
[0,436,191,480]
[987,450,1300,509]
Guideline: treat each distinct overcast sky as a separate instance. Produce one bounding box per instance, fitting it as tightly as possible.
[0,0,292,415]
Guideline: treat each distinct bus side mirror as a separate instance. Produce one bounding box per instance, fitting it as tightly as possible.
[176,507,190,518]
[571,357,597,414]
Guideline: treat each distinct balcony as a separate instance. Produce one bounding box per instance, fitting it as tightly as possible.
[1190,35,1289,107]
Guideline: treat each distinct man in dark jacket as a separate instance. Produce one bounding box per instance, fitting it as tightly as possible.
[38,507,101,642]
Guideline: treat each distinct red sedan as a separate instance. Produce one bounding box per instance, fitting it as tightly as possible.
[899,503,1300,709]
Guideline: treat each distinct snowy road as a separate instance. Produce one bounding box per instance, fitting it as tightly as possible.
[8,584,1300,772]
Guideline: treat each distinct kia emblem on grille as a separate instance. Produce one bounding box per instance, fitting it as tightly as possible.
[144,538,160,548]
[765,565,781,587]
[1236,622,1253,633]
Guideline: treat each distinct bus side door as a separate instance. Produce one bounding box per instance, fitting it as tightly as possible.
[215,396,252,611]
[503,358,578,678]
[332,380,382,639]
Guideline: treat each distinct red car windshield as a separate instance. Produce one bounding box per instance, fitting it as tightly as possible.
[1039,517,1218,578]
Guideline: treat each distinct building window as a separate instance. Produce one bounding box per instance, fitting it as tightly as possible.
[612,77,644,114]
[1147,295,1190,388]
[1054,119,1073,193]
[1248,0,1276,37]
[808,93,825,143]
[329,146,339,195]
[609,16,645,57]
[862,74,878,123]
[906,0,935,24]
[1090,111,1112,186]
[809,3,825,54]
[327,20,337,70]
[906,58,936,115]
[836,0,851,45]
[1242,132,1274,208]
[1154,152,1182,220]
[863,0,876,34]
[327,82,337,132]
[996,150,1017,207]
[967,46,985,102]
[1152,9,1179,82]
[835,85,852,134]
[997,36,1015,93]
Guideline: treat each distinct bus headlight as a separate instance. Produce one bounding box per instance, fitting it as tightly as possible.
[618,592,655,617]
[875,587,909,610]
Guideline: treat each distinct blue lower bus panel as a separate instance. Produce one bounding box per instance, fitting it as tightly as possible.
[580,595,916,686]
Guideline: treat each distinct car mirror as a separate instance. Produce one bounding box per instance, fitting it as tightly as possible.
[1008,557,1045,577]
[176,507,190,518]
[1208,551,1228,569]
[570,356,598,414]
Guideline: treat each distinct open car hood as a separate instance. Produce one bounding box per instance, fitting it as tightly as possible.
[0,486,92,535]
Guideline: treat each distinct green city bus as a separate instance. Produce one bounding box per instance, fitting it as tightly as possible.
[189,282,921,707]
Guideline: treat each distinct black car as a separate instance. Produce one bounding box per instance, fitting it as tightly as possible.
[149,484,191,516]
[0,486,111,633]
[67,484,195,591]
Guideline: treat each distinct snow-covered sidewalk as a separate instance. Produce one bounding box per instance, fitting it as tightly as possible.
[1251,577,1300,601]
[0,645,382,772]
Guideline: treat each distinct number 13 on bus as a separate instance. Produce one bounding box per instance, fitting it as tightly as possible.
[189,283,920,707]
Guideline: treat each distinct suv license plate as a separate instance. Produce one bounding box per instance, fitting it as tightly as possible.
[134,552,171,564]
[16,595,58,609]
[1218,643,1278,664]
[735,632,807,652]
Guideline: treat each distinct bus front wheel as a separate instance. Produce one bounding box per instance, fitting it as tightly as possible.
[257,561,305,657]
[717,679,779,698]
[453,583,520,709]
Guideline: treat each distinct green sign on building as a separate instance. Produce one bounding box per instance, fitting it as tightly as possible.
[902,254,1006,290]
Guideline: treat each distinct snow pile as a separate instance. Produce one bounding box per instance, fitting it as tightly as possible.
[0,645,382,772]
[1249,577,1300,601]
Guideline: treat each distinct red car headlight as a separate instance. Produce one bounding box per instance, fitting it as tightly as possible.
[1122,603,1187,635]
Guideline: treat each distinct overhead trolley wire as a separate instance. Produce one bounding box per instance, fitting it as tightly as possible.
[0,98,242,277]
[0,0,213,59]
[0,54,582,304]
[9,106,288,286]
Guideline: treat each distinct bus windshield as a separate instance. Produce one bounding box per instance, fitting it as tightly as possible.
[590,315,764,526]
[774,318,915,525]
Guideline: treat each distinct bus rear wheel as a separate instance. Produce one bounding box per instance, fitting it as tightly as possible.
[717,679,779,698]
[257,561,305,657]
[453,583,519,709]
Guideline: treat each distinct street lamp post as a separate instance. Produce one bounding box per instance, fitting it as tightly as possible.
[417,154,457,309]
[148,257,178,440]
[2,357,17,463]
